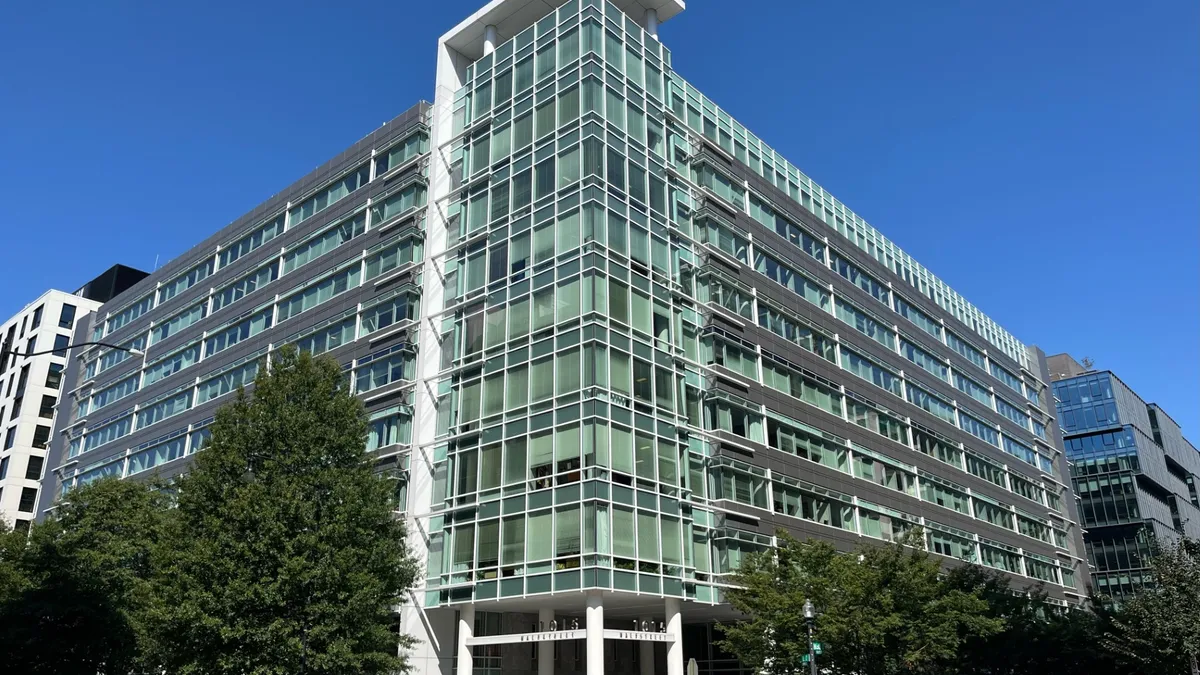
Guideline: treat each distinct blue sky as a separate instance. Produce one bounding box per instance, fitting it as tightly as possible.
[1,1,1195,435]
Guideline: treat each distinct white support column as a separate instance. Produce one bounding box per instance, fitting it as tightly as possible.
[484,24,498,55]
[586,592,605,675]
[539,607,555,675]
[456,604,475,675]
[643,9,659,38]
[666,597,683,675]
[639,615,656,675]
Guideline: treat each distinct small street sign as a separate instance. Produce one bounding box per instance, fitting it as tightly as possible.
[801,654,811,664]
[812,642,823,655]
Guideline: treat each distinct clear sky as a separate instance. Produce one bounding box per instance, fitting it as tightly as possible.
[1,1,1196,435]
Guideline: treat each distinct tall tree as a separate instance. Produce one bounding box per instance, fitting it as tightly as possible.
[941,564,1129,675]
[0,478,173,675]
[153,347,418,675]
[718,530,1003,675]
[1105,536,1200,675]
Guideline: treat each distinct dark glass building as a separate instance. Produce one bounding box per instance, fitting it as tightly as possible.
[1049,353,1200,600]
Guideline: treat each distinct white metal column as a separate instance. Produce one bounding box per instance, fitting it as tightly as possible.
[639,615,656,675]
[586,592,605,675]
[643,9,659,38]
[456,604,475,675]
[539,607,555,675]
[666,598,683,675]
[483,24,498,55]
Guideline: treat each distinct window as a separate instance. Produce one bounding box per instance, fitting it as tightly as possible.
[773,479,855,531]
[830,251,889,304]
[946,331,986,370]
[954,371,993,407]
[105,294,153,334]
[283,213,366,274]
[921,475,970,515]
[974,498,1014,529]
[365,232,423,280]
[0,456,7,478]
[24,456,43,480]
[219,214,285,268]
[127,434,188,476]
[840,346,901,396]
[958,410,999,446]
[4,427,16,449]
[38,395,56,418]
[197,358,261,404]
[31,425,50,449]
[761,356,843,416]
[158,259,214,303]
[747,193,824,261]
[288,164,370,227]
[835,299,896,349]
[18,487,37,512]
[854,448,916,496]
[893,296,941,339]
[756,303,837,363]
[981,542,1021,573]
[44,363,63,390]
[58,304,77,329]
[846,395,908,445]
[151,303,207,345]
[277,266,362,322]
[714,460,768,509]
[374,131,427,175]
[988,362,1017,393]
[965,452,1007,488]
[204,310,272,358]
[900,338,948,381]
[996,396,1030,430]
[913,425,963,468]
[906,383,956,425]
[52,334,70,354]
[144,344,201,385]
[30,306,42,329]
[754,251,829,310]
[927,525,976,561]
[767,416,850,472]
[136,390,193,429]
[212,263,278,312]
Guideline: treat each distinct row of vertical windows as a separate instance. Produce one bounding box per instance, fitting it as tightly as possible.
[669,73,1029,367]
[95,124,426,342]
[762,411,1062,547]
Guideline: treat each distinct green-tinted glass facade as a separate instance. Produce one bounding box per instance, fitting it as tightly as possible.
[420,0,1084,617]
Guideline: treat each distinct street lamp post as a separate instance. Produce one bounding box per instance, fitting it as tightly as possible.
[0,340,144,360]
[804,598,817,675]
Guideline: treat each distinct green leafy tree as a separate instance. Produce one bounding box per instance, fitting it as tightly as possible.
[718,530,1003,675]
[942,565,1128,675]
[152,347,419,675]
[1105,536,1200,675]
[0,478,173,675]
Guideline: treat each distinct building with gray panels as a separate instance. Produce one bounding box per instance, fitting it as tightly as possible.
[1049,353,1200,600]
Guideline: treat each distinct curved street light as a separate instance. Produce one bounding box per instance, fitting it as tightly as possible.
[0,340,144,359]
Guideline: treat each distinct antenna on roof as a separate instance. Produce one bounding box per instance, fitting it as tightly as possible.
[1081,356,1095,370]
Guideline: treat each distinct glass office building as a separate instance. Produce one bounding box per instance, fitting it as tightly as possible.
[39,2,1087,674]
[1049,354,1200,601]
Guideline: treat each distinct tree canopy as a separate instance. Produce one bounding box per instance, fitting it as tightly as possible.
[718,530,1003,675]
[0,348,419,674]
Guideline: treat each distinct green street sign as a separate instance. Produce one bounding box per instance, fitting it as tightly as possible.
[812,642,823,655]
[801,654,811,664]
